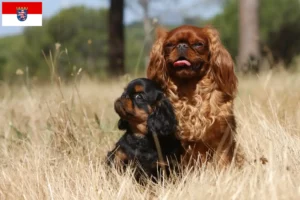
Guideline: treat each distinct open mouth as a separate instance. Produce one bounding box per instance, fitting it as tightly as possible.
[173,57,191,67]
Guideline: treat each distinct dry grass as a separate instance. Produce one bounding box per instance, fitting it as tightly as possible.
[1,71,300,200]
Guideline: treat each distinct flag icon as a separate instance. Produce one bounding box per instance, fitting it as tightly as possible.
[2,2,42,26]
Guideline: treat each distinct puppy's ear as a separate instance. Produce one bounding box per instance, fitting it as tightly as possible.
[205,26,238,97]
[118,119,129,130]
[147,93,177,136]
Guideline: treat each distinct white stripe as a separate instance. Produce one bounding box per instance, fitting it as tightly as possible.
[2,14,42,26]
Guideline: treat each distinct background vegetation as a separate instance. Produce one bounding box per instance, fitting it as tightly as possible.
[210,0,300,67]
[1,0,300,82]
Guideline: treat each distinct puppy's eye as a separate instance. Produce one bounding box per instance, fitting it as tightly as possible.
[134,94,144,100]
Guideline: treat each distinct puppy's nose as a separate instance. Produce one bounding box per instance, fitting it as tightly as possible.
[114,99,123,111]
[177,43,188,55]
[121,93,129,99]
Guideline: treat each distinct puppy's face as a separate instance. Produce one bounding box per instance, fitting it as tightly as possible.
[163,25,210,78]
[114,78,163,134]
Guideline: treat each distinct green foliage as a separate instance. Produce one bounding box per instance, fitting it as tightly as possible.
[46,6,108,77]
[209,0,300,66]
[260,0,300,66]
[125,22,147,74]
[0,6,147,82]
[259,0,300,41]
[0,35,25,81]
[19,23,53,78]
[0,6,109,82]
[208,0,238,59]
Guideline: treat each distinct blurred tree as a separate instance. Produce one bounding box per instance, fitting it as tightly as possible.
[47,6,108,78]
[125,22,146,74]
[108,0,125,76]
[260,0,300,67]
[209,0,239,59]
[138,0,152,70]
[0,56,6,79]
[0,35,25,81]
[238,0,260,73]
[183,17,204,25]
[0,6,146,82]
[20,24,53,77]
[210,0,300,70]
[267,20,300,67]
[5,7,109,81]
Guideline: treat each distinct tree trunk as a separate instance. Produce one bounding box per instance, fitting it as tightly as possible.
[108,0,125,76]
[139,0,152,71]
[238,0,260,73]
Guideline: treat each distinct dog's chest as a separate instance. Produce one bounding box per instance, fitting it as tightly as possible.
[166,87,228,141]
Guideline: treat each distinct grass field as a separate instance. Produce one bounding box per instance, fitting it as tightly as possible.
[0,71,300,199]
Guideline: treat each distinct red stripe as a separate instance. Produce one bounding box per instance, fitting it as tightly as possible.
[2,2,42,14]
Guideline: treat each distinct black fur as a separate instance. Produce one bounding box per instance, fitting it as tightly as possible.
[147,97,177,137]
[107,78,183,182]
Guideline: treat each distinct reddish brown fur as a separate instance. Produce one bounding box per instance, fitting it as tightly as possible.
[147,25,241,167]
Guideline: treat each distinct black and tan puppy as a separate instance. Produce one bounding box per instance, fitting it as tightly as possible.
[107,78,182,181]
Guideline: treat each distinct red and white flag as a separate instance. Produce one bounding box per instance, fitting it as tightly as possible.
[2,2,42,26]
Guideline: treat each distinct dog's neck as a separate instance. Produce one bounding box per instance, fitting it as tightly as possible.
[128,121,147,137]
[167,73,216,102]
[170,76,202,98]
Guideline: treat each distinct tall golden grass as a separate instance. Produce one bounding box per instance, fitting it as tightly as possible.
[0,70,300,199]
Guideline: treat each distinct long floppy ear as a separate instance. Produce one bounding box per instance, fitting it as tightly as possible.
[147,93,177,137]
[118,119,129,130]
[205,26,238,97]
[146,27,169,87]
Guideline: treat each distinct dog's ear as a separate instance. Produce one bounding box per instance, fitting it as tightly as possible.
[204,26,238,97]
[147,27,168,88]
[118,119,129,130]
[147,93,177,136]
[155,25,168,39]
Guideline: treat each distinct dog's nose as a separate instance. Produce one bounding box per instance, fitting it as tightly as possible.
[177,43,188,50]
[177,43,188,55]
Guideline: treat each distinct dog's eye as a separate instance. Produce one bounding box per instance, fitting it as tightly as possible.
[193,42,204,47]
[165,43,174,48]
[134,94,144,100]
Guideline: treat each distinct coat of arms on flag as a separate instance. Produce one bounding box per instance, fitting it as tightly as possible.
[2,2,42,26]
[16,7,28,22]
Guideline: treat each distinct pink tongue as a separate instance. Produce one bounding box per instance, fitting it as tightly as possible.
[173,60,191,67]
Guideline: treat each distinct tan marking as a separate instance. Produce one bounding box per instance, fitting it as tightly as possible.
[130,121,148,135]
[147,105,153,113]
[134,85,144,92]
[114,149,128,162]
[122,98,133,113]
[133,107,149,122]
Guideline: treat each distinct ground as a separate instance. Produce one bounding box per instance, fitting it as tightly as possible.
[0,71,300,199]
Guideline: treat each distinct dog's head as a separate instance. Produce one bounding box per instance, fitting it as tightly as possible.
[114,78,177,136]
[147,25,237,96]
[163,25,210,79]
